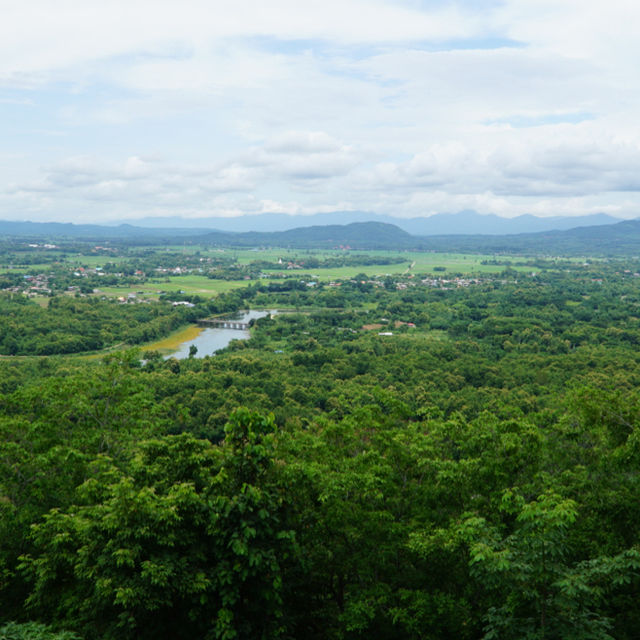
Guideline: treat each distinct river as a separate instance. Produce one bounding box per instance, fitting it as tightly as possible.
[165,310,274,359]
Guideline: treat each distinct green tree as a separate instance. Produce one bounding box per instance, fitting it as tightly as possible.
[461,490,640,640]
[20,410,293,640]
[0,621,79,640]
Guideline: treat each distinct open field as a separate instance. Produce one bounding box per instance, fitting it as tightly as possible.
[65,255,114,267]
[404,251,526,273]
[89,257,505,298]
[222,248,533,272]
[1,245,596,303]
[231,248,329,264]
[153,246,543,272]
[83,252,550,299]
[0,263,54,273]
[94,277,253,299]
[396,328,449,342]
[31,296,50,308]
[259,252,535,280]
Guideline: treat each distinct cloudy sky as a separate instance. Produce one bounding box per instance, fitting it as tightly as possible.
[1,0,638,223]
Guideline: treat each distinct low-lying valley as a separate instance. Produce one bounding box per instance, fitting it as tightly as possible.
[1,225,640,639]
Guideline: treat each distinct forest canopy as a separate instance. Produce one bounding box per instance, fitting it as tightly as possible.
[1,250,640,639]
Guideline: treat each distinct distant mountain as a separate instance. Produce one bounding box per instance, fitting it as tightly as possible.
[1,211,624,241]
[414,219,640,256]
[195,217,640,255]
[127,211,622,235]
[0,220,211,240]
[0,218,417,250]
[1,216,639,256]
[395,211,621,235]
[125,212,379,232]
[197,222,416,250]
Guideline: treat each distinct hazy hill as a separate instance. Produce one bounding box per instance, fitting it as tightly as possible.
[414,219,640,256]
[0,211,623,241]
[128,210,621,235]
[198,221,417,250]
[1,216,639,256]
[0,220,211,240]
[0,219,417,250]
[396,211,619,235]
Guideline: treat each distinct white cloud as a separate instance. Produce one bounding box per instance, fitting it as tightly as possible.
[0,1,482,82]
[0,131,357,215]
[354,125,640,198]
[2,0,640,222]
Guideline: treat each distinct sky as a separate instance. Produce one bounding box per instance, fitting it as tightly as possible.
[1,0,639,223]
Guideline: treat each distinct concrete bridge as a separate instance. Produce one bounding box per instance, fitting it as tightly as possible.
[198,318,250,330]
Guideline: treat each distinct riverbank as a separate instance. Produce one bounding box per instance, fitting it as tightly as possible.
[141,325,204,355]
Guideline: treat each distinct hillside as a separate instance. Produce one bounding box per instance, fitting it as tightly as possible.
[414,219,640,255]
[196,217,640,255]
[130,211,622,235]
[197,221,416,249]
[0,220,210,240]
[1,216,640,255]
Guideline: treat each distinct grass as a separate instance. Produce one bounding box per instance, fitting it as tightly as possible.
[0,263,53,273]
[230,248,305,264]
[1,247,596,305]
[400,329,449,342]
[65,255,113,267]
[94,277,253,299]
[142,325,204,355]
[72,325,205,360]
[151,247,538,275]
[258,252,532,280]
[87,251,531,300]
[393,252,529,274]
[31,296,50,308]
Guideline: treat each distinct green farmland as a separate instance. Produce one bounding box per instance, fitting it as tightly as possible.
[94,277,254,299]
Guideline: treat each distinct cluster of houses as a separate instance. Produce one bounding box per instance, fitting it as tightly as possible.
[73,266,110,277]
[326,276,486,291]
[413,276,484,289]
[362,319,417,337]
[13,274,52,296]
[154,267,192,275]
[276,259,305,270]
[27,243,58,249]
[116,293,142,303]
[422,276,482,287]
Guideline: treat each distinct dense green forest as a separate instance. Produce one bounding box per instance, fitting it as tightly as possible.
[0,296,203,355]
[2,255,640,639]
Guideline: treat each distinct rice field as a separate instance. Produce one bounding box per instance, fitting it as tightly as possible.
[2,243,585,303]
[94,278,253,299]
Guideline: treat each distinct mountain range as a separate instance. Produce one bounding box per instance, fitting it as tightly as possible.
[1,214,640,255]
[198,222,415,249]
[417,218,640,256]
[123,210,622,235]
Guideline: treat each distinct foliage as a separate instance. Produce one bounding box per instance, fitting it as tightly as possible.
[0,294,203,355]
[1,256,640,637]
[0,622,79,640]
[461,491,640,639]
[20,411,292,640]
